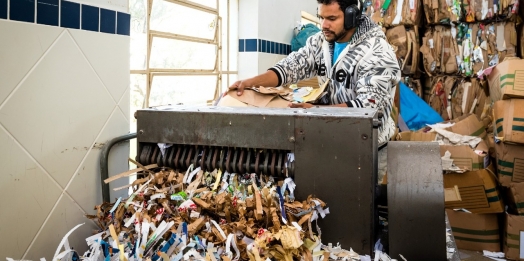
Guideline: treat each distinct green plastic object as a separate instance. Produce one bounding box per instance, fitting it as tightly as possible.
[382,0,392,11]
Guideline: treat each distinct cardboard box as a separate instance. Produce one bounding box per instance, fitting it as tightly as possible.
[488,59,524,101]
[395,131,437,141]
[486,133,496,158]
[504,213,524,260]
[493,99,524,144]
[495,141,524,186]
[446,114,487,138]
[440,145,487,171]
[444,165,504,214]
[509,182,524,216]
[446,209,500,252]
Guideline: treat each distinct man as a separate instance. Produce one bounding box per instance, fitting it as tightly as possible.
[229,0,400,145]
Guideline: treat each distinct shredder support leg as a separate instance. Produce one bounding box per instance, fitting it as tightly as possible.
[387,141,446,260]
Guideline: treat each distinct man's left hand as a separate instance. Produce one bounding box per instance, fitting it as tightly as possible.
[289,102,313,108]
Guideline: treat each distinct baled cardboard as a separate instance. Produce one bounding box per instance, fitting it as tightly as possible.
[504,213,524,260]
[444,165,504,214]
[446,209,500,252]
[495,141,524,186]
[440,145,487,171]
[493,99,524,144]
[446,114,487,138]
[488,59,524,101]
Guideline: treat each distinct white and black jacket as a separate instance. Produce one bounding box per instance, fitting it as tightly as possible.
[269,16,401,144]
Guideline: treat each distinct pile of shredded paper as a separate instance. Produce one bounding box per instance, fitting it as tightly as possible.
[47,162,389,261]
[33,156,409,261]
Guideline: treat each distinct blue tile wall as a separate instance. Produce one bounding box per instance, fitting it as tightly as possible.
[116,12,130,36]
[0,0,7,19]
[238,38,291,55]
[0,0,130,35]
[100,9,116,34]
[11,0,35,23]
[37,0,59,26]
[82,4,99,32]
[239,39,245,52]
[245,39,257,52]
[61,0,80,29]
[262,40,267,53]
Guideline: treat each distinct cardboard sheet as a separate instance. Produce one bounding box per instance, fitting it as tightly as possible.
[302,79,330,103]
[445,114,487,138]
[395,131,437,141]
[218,90,289,108]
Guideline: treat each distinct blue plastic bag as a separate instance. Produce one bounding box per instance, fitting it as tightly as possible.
[400,81,443,130]
[291,24,320,52]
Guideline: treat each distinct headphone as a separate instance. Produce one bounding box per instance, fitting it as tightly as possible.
[344,0,362,30]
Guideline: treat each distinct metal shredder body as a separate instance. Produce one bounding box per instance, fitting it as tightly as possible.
[135,106,379,254]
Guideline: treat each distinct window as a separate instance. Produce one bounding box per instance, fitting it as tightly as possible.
[129,0,238,171]
[129,0,238,113]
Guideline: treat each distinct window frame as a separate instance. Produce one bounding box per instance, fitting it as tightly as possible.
[130,0,238,107]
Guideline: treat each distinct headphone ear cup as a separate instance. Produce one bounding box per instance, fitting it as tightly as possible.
[344,5,360,30]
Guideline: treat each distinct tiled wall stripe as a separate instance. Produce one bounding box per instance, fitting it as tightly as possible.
[0,0,7,19]
[239,38,292,55]
[0,0,130,36]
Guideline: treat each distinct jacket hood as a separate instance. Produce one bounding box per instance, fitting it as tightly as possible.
[349,15,386,46]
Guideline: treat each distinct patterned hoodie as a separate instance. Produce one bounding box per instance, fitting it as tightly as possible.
[269,15,401,144]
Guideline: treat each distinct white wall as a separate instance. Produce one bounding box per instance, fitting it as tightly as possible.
[238,0,318,79]
[258,0,317,75]
[237,0,259,79]
[258,0,317,44]
[0,4,130,260]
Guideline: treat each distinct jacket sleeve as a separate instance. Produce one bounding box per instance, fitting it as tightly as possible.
[347,37,400,111]
[348,37,400,143]
[269,33,321,86]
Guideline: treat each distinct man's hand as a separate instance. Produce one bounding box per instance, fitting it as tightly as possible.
[229,71,280,96]
[229,80,252,96]
[289,102,314,108]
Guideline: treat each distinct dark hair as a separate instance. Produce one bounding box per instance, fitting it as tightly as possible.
[316,0,361,13]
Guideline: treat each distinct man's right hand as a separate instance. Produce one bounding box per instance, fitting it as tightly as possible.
[228,71,279,96]
[229,80,251,96]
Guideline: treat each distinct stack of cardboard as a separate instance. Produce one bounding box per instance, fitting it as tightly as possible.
[414,0,520,122]
[390,15,523,258]
[486,58,524,260]
[419,21,518,78]
[461,0,521,22]
[367,0,424,95]
[425,76,492,128]
[421,20,519,122]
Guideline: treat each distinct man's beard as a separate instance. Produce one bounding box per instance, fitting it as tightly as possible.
[323,28,349,43]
